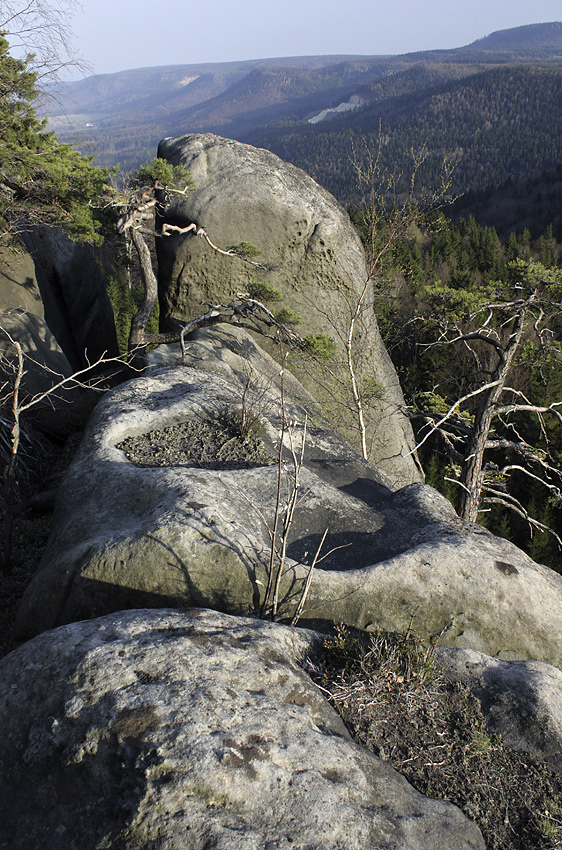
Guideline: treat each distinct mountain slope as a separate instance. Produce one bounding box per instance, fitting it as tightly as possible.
[467,21,562,56]
[46,23,562,197]
[247,63,562,202]
[47,55,391,169]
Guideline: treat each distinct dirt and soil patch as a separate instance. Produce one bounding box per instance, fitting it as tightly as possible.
[309,625,562,850]
[117,416,273,469]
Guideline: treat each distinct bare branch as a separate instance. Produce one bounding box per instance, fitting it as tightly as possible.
[494,401,562,425]
[482,491,562,548]
[408,379,501,456]
[1,0,88,91]
[494,463,562,498]
[0,324,137,572]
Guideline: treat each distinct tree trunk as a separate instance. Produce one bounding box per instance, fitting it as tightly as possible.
[3,341,23,574]
[456,304,529,522]
[456,399,496,521]
[128,227,158,350]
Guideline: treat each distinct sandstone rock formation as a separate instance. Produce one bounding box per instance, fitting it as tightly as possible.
[16,327,562,672]
[0,607,486,850]
[0,230,118,371]
[156,132,421,487]
[21,227,119,370]
[437,647,562,777]
[0,231,119,436]
[0,309,90,437]
[0,242,45,317]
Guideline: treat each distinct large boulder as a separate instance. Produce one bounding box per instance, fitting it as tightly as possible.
[21,227,119,370]
[156,132,421,488]
[437,647,562,777]
[16,328,562,672]
[0,607,485,850]
[0,231,120,437]
[0,242,78,437]
[0,242,45,317]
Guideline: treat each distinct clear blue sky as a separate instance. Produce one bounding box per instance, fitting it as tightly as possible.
[70,0,562,76]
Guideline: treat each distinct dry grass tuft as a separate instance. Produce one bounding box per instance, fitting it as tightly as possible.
[308,624,562,850]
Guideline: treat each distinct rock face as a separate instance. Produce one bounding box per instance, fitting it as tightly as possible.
[16,327,562,672]
[0,242,45,317]
[156,132,421,487]
[0,230,120,435]
[0,607,486,850]
[437,647,562,777]
[21,228,119,370]
[0,309,92,437]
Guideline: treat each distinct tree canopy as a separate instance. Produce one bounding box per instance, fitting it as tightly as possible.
[0,34,110,242]
[360,208,562,564]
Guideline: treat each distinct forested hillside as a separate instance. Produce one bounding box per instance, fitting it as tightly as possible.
[452,166,562,240]
[249,64,562,203]
[468,20,562,55]
[49,22,562,204]
[359,209,562,566]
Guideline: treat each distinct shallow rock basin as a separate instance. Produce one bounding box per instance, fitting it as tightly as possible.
[15,333,562,673]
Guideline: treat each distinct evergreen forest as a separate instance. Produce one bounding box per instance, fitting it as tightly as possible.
[355,208,562,567]
[249,64,562,207]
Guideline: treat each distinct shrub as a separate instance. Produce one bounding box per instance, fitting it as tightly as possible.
[302,333,337,359]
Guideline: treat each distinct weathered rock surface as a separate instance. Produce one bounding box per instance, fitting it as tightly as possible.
[0,242,45,316]
[156,132,421,487]
[437,647,562,777]
[0,230,120,435]
[0,607,485,850]
[21,227,119,370]
[16,328,562,672]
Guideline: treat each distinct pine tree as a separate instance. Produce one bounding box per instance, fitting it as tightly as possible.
[0,35,109,242]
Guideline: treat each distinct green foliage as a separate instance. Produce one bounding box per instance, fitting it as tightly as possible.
[0,35,110,241]
[130,157,192,190]
[324,623,439,690]
[359,377,384,402]
[105,272,159,354]
[228,241,263,259]
[362,209,562,565]
[275,306,301,325]
[536,814,560,841]
[470,728,494,753]
[421,279,493,320]
[247,280,282,302]
[302,333,337,359]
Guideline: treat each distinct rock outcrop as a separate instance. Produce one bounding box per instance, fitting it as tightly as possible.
[0,242,45,317]
[0,309,90,437]
[437,647,562,777]
[16,327,562,672]
[156,132,421,487]
[0,607,486,850]
[0,232,119,436]
[21,228,119,370]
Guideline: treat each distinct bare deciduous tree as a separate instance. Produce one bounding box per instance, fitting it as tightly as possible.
[0,0,85,91]
[410,260,562,542]
[297,136,458,461]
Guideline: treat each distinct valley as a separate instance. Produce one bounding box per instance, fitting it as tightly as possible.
[47,21,562,217]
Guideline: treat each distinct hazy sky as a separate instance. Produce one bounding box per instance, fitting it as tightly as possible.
[70,0,562,76]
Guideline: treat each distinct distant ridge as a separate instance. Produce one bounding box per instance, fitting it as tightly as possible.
[45,21,562,194]
[468,21,562,53]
